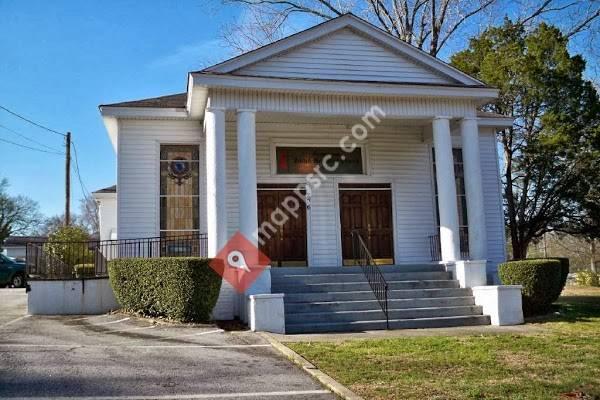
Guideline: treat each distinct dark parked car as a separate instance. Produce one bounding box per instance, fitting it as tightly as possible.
[0,254,26,288]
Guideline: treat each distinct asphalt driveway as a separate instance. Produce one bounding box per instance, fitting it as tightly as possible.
[0,290,334,399]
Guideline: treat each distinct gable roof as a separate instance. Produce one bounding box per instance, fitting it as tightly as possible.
[202,13,485,87]
[100,93,187,109]
[93,184,117,194]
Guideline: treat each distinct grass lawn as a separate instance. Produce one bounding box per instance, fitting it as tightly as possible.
[288,286,600,400]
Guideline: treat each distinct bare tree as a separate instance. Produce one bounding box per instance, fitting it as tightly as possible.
[515,0,600,37]
[37,214,82,236]
[529,232,598,273]
[221,5,292,53]
[0,178,42,247]
[35,198,99,238]
[221,0,498,56]
[79,197,99,238]
[219,0,599,57]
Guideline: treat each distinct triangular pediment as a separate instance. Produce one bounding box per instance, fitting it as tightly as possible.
[233,28,455,84]
[204,14,484,87]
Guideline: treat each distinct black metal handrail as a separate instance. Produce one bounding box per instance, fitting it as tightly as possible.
[26,233,208,280]
[428,228,470,261]
[351,229,389,329]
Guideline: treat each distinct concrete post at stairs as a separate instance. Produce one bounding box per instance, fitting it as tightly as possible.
[460,118,488,260]
[432,116,461,262]
[455,260,487,288]
[249,293,285,334]
[472,285,524,325]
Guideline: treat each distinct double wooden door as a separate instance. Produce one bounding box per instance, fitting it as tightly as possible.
[339,185,394,265]
[257,186,307,267]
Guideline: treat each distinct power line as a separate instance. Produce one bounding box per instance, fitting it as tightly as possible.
[71,140,92,202]
[0,104,66,137]
[0,136,64,155]
[0,123,63,152]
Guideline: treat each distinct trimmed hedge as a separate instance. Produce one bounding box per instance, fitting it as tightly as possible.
[108,257,222,322]
[526,257,570,302]
[498,259,562,315]
[552,257,570,301]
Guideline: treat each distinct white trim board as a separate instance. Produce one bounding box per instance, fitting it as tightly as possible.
[193,74,498,100]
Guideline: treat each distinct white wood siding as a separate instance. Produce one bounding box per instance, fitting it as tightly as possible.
[117,119,239,320]
[479,131,507,274]
[224,117,437,266]
[117,119,205,239]
[234,28,455,85]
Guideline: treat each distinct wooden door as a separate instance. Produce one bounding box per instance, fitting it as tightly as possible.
[257,187,307,267]
[339,185,394,265]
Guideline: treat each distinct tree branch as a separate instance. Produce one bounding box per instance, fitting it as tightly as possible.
[566,8,600,38]
[437,0,496,52]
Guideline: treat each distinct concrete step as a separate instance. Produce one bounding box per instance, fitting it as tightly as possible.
[284,288,472,304]
[285,296,475,313]
[273,279,460,294]
[272,271,452,285]
[270,264,445,277]
[285,314,491,334]
[283,287,472,303]
[285,305,483,324]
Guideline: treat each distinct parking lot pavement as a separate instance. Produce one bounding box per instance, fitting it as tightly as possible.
[0,292,335,399]
[0,288,27,326]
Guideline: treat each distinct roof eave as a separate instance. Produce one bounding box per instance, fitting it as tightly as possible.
[99,106,190,119]
[191,73,499,101]
[477,117,514,128]
[93,191,117,200]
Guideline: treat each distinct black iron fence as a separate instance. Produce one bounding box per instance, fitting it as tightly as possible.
[26,233,208,280]
[428,228,470,261]
[351,229,389,328]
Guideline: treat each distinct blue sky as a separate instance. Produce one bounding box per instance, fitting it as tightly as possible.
[0,1,240,216]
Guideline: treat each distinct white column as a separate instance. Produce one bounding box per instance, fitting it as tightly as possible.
[237,109,271,299]
[205,107,227,257]
[460,117,487,260]
[236,109,258,244]
[432,116,461,262]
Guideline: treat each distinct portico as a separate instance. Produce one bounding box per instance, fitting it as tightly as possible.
[202,105,495,267]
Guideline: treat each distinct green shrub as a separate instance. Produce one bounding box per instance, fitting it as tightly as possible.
[73,263,95,278]
[46,226,93,266]
[108,257,222,322]
[553,257,570,299]
[498,259,562,315]
[575,271,600,287]
[527,257,570,302]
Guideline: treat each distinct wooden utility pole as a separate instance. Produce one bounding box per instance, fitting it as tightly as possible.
[65,131,71,226]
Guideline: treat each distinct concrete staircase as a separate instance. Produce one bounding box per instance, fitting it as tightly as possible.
[271,264,490,334]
